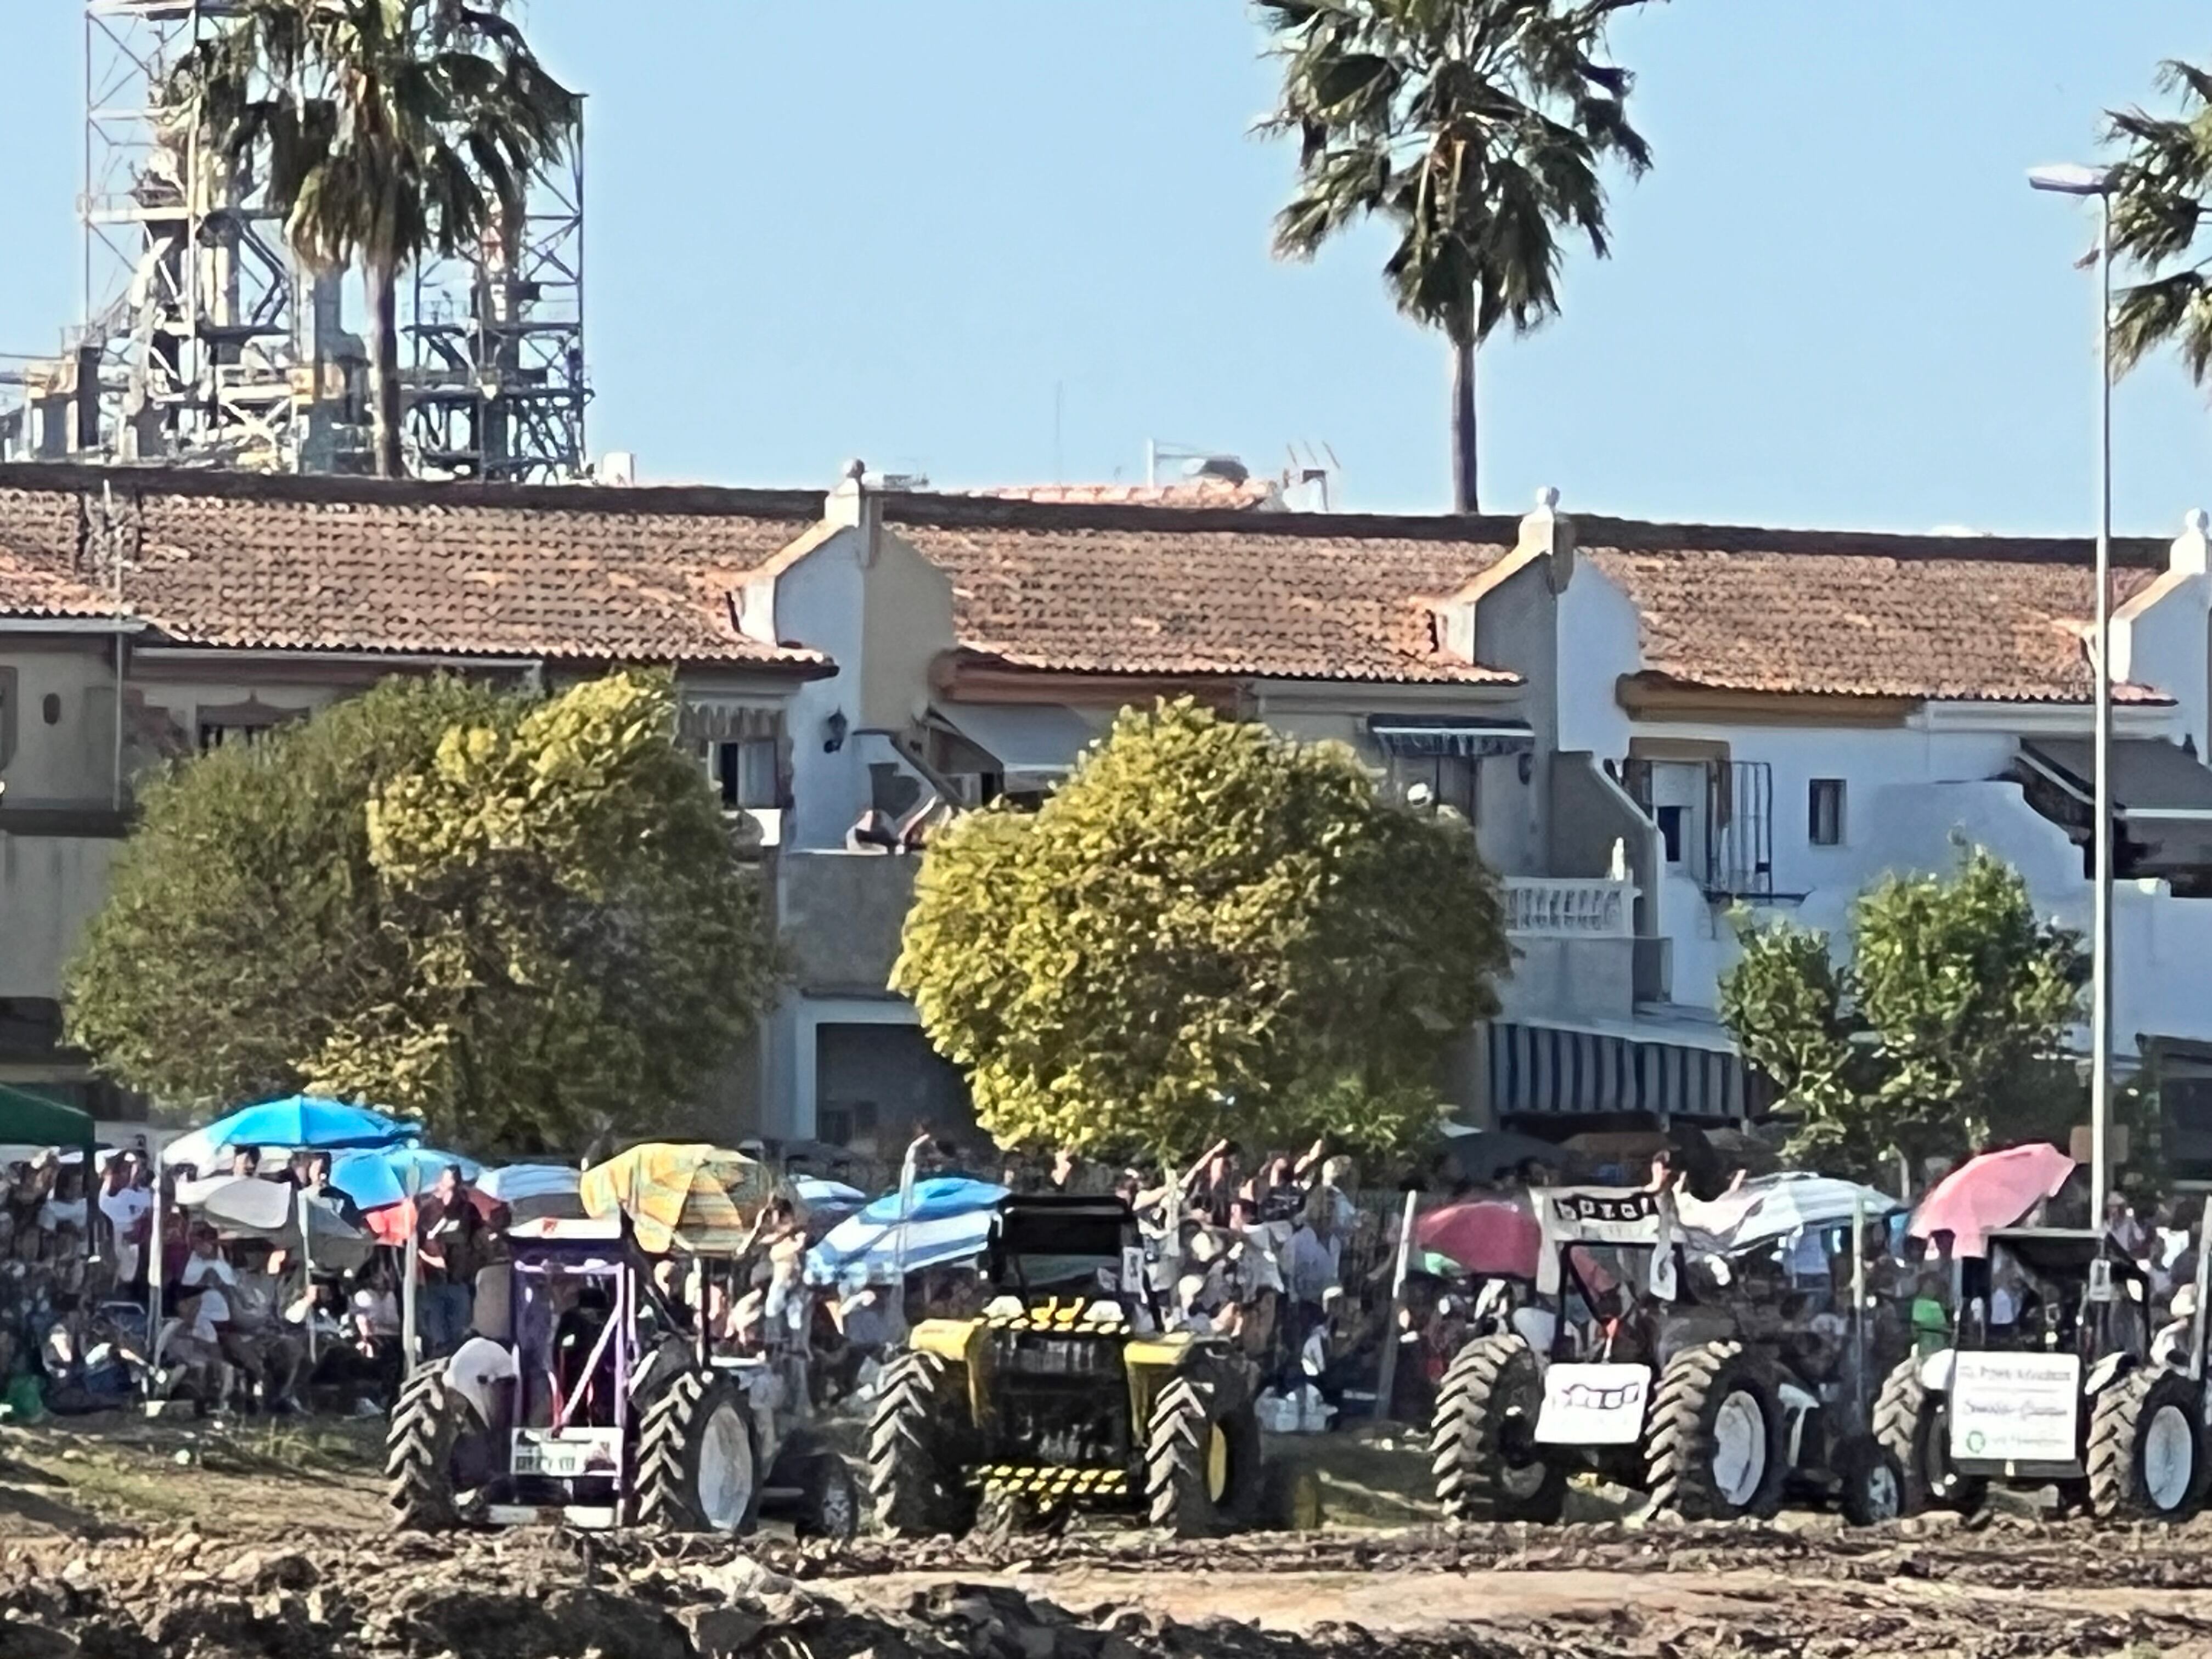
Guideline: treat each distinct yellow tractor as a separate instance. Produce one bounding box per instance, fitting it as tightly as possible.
[866,1195,1320,1538]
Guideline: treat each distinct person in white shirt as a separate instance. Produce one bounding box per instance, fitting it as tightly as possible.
[97,1154,153,1288]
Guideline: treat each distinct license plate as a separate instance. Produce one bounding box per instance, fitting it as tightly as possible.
[512,1432,616,1479]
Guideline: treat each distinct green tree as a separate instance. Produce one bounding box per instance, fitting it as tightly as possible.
[1260,0,1652,512]
[1718,846,2087,1184]
[2108,59,2212,381]
[66,672,774,1152]
[166,0,579,478]
[891,699,1510,1161]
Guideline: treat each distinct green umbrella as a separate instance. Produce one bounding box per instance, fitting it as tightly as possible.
[0,1084,95,1153]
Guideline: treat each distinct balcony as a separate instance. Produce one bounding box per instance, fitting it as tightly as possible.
[1499,876,1641,1024]
[1505,876,1635,936]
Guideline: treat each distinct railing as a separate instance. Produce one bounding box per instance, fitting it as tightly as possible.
[1504,877,1637,938]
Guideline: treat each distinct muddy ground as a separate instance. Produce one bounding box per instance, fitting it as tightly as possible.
[10,1415,2212,1656]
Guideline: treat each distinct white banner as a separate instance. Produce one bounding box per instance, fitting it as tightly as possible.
[1949,1352,2081,1463]
[1534,1362,1652,1445]
[1533,1187,1680,1299]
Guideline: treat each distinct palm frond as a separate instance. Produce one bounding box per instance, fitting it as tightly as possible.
[2104,57,2212,383]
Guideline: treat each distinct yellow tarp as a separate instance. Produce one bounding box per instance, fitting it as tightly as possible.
[577,1142,772,1254]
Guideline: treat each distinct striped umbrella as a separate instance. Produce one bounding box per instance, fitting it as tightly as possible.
[578,1142,773,1254]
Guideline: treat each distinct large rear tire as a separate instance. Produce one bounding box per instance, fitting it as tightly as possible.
[1644,1340,1787,1521]
[1430,1334,1567,1522]
[636,1370,760,1534]
[2089,1367,2205,1522]
[1872,1355,1984,1516]
[386,1362,487,1532]
[867,1351,978,1539]
[1144,1373,1264,1538]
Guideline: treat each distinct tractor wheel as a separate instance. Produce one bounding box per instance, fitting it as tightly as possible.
[1144,1373,1265,1538]
[1835,1434,1906,1527]
[2089,1367,2205,1522]
[867,1351,978,1539]
[386,1362,486,1532]
[636,1370,760,1534]
[1644,1340,1787,1521]
[1872,1355,1984,1516]
[1430,1334,1566,1522]
[1260,1458,1324,1532]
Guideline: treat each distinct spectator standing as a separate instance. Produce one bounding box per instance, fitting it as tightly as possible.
[97,1153,152,1294]
[301,1152,366,1231]
[414,1164,482,1357]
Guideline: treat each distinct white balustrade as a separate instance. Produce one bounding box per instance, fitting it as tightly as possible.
[1504,877,1637,938]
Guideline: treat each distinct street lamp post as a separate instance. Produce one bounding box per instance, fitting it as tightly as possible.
[2029,161,2116,1223]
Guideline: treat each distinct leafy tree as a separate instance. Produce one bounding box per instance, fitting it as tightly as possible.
[66,672,774,1152]
[2108,59,2212,381]
[1718,846,2087,1185]
[891,699,1510,1161]
[1260,0,1651,512]
[166,0,579,477]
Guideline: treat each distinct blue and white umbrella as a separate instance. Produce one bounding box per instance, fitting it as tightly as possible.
[163,1097,417,1173]
[805,1177,1007,1286]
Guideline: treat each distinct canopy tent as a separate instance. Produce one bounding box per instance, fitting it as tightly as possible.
[578,1143,774,1254]
[0,1085,95,1155]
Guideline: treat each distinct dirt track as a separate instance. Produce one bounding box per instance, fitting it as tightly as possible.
[14,1418,2212,1655]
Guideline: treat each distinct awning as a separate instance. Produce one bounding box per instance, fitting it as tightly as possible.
[1367,715,1533,758]
[2021,737,2212,821]
[0,1084,95,1153]
[1489,1020,1772,1125]
[935,704,1097,781]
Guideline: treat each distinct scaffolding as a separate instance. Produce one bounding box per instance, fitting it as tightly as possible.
[0,0,586,478]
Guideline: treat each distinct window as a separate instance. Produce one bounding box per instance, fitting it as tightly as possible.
[704,738,779,810]
[1387,753,1478,821]
[1808,778,1846,847]
[197,721,269,753]
[1655,805,1687,865]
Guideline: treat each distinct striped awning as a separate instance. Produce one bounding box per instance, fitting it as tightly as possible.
[1489,1020,1770,1125]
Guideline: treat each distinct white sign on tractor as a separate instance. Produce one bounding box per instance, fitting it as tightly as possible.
[1534,1362,1651,1445]
[1948,1352,2081,1464]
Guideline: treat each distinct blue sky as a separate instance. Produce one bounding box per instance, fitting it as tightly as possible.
[1,2,2208,534]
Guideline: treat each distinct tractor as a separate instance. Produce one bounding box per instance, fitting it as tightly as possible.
[1875,1226,2212,1521]
[866,1194,1320,1538]
[386,1215,857,1538]
[1431,1184,1902,1525]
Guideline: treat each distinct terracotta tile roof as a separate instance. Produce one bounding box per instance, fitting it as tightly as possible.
[883,494,1522,684]
[0,465,829,668]
[957,478,1281,509]
[1576,516,2175,704]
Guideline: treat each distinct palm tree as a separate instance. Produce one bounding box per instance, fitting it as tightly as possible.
[1259,0,1651,513]
[166,0,579,478]
[2108,60,2212,383]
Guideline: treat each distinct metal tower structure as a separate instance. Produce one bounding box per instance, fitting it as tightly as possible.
[1,0,586,478]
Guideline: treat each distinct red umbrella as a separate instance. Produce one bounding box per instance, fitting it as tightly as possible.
[362,1187,500,1247]
[1909,1144,2076,1259]
[1414,1198,1542,1280]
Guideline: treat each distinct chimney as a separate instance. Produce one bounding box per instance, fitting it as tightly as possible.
[824,456,884,562]
[1519,485,1578,593]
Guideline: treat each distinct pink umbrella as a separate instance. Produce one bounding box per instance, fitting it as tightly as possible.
[1415,1199,1542,1280]
[1909,1144,2077,1259]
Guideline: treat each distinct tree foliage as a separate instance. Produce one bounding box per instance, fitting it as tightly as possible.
[2108,59,2212,384]
[164,0,578,477]
[1718,847,2087,1183]
[66,672,774,1152]
[1259,0,1652,510]
[891,699,1510,1161]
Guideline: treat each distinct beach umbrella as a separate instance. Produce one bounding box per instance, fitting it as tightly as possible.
[578,1143,773,1254]
[327,1147,481,1215]
[1414,1198,1542,1280]
[173,1175,375,1271]
[478,1163,585,1223]
[1681,1173,1902,1254]
[166,1098,416,1172]
[852,1176,1007,1227]
[806,1203,1002,1287]
[1910,1144,2077,1259]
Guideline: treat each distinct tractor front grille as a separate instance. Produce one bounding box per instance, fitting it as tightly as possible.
[991,1330,1122,1379]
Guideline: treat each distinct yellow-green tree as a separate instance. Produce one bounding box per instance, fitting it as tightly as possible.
[891,699,1510,1160]
[66,671,773,1151]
